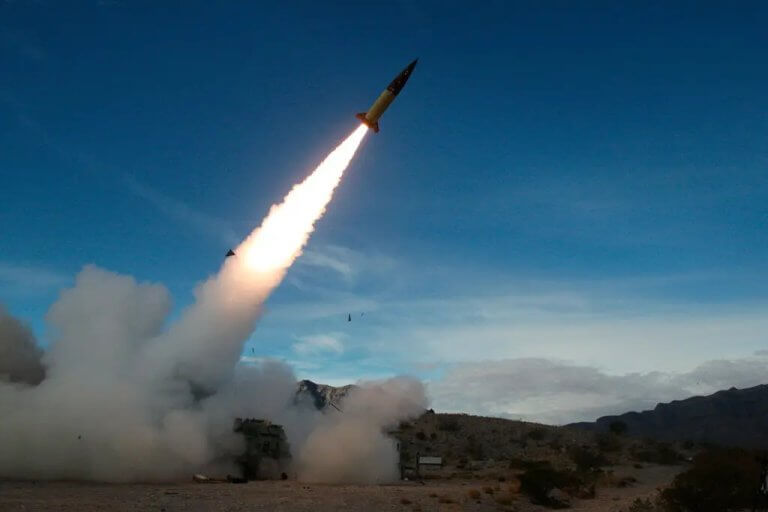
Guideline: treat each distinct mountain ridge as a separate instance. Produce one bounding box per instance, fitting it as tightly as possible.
[569,383,768,448]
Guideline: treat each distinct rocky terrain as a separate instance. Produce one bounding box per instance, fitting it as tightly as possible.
[0,464,682,512]
[570,384,768,449]
[295,379,355,410]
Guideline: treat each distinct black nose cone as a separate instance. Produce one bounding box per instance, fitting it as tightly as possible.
[387,58,419,95]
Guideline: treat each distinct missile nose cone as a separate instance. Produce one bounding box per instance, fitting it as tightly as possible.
[387,58,419,96]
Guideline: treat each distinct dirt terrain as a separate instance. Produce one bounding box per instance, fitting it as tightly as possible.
[0,464,679,512]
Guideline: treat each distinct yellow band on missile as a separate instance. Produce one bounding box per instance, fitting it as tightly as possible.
[365,90,395,123]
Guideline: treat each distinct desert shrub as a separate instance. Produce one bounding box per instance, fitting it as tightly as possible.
[609,420,628,435]
[399,498,412,505]
[415,431,426,441]
[621,497,662,512]
[437,496,454,504]
[467,435,485,459]
[631,442,681,465]
[616,476,637,488]
[483,486,494,494]
[527,427,547,441]
[519,467,580,508]
[548,439,563,451]
[509,458,552,471]
[508,457,527,469]
[428,492,437,498]
[596,431,623,452]
[569,446,609,471]
[438,419,460,432]
[429,432,437,440]
[659,447,760,512]
[457,456,468,468]
[495,494,514,506]
[497,475,506,482]
[467,489,481,500]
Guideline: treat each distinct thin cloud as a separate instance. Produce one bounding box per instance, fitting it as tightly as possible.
[296,244,396,285]
[0,262,69,293]
[125,176,239,246]
[292,333,345,357]
[428,354,768,425]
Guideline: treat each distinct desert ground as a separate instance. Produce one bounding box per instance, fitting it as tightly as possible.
[0,463,680,512]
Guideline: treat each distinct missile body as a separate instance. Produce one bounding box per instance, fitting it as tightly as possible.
[356,59,417,133]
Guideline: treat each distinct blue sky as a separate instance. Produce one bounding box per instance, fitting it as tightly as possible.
[2,1,768,421]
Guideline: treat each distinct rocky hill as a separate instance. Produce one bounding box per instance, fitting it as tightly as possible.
[295,379,355,410]
[570,384,768,449]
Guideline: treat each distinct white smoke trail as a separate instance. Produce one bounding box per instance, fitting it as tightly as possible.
[0,124,428,483]
[146,124,369,391]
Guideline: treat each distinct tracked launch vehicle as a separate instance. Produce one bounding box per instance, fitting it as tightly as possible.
[233,418,291,480]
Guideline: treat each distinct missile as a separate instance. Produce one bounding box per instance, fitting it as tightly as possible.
[356,58,418,133]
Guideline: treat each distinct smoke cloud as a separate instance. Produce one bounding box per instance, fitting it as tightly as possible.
[297,377,427,483]
[0,305,46,385]
[0,125,427,482]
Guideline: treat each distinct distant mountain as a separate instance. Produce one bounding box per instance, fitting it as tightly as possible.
[570,384,768,448]
[295,379,355,410]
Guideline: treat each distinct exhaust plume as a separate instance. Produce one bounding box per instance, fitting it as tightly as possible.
[145,124,369,392]
[0,124,428,482]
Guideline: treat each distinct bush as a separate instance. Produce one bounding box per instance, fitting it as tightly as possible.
[632,442,682,465]
[519,467,580,508]
[483,486,494,494]
[438,419,460,432]
[399,498,412,505]
[527,427,547,441]
[609,420,628,435]
[467,489,481,500]
[495,494,514,506]
[509,458,552,471]
[569,446,608,471]
[415,431,426,441]
[596,431,623,452]
[429,432,437,441]
[660,447,760,512]
[621,497,661,512]
[467,435,485,459]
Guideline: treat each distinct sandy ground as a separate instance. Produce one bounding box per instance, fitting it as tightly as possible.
[0,464,681,512]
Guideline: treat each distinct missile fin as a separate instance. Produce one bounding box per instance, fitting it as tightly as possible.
[355,112,380,133]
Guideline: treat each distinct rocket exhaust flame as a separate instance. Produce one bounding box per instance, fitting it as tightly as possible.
[238,124,368,274]
[144,124,370,391]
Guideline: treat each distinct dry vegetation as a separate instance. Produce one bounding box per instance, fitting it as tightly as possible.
[4,413,756,511]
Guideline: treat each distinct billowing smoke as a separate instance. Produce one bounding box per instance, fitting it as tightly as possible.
[297,377,427,483]
[0,125,427,482]
[0,305,46,385]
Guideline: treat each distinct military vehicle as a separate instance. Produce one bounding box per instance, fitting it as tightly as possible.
[233,418,291,480]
